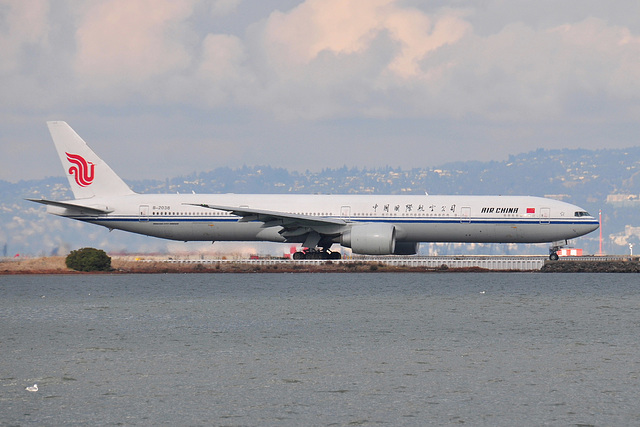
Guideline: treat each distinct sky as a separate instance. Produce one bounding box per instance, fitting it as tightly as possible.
[3,0,640,182]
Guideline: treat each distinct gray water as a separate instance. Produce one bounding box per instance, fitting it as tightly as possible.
[1,273,639,426]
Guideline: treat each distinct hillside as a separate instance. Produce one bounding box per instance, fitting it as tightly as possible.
[3,147,639,257]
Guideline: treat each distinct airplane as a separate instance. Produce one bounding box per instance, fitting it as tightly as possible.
[28,121,599,261]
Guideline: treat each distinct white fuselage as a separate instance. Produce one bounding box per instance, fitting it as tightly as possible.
[34,122,600,257]
[49,193,599,245]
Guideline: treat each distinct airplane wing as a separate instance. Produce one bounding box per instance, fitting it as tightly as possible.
[185,203,346,227]
[26,198,113,215]
[184,203,348,246]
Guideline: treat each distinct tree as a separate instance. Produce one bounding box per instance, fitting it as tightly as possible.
[65,247,111,272]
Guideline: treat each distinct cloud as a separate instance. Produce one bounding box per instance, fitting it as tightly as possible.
[4,0,638,120]
[239,3,640,123]
[249,1,472,118]
[195,33,249,105]
[253,5,640,121]
[262,0,391,66]
[438,17,640,121]
[74,0,196,98]
[0,0,50,74]
[209,0,241,18]
[3,0,640,181]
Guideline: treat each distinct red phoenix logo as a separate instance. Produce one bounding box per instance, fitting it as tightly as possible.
[66,152,95,187]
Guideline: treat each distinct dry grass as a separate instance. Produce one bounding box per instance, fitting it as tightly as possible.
[0,257,69,274]
[0,257,164,274]
[1,257,495,274]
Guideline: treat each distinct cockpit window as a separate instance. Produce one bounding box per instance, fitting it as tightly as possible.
[574,211,590,217]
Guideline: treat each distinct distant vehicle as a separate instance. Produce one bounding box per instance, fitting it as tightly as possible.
[29,122,599,260]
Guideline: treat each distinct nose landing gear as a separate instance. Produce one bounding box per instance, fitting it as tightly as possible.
[549,240,569,261]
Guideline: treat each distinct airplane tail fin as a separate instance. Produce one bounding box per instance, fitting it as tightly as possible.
[47,121,135,199]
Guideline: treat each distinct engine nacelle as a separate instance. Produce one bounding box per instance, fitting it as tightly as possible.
[393,241,419,255]
[340,223,396,255]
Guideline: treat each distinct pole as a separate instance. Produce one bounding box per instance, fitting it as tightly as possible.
[599,209,602,256]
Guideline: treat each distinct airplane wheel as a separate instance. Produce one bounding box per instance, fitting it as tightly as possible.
[549,253,559,261]
[292,252,305,260]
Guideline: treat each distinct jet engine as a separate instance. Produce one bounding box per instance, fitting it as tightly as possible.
[393,241,419,255]
[340,223,396,255]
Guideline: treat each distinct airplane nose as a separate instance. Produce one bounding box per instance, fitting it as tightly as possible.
[581,221,599,235]
[573,219,599,238]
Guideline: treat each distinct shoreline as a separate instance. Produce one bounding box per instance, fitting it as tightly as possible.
[3,256,640,274]
[0,257,497,274]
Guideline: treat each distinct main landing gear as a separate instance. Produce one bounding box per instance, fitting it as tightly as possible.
[292,248,342,260]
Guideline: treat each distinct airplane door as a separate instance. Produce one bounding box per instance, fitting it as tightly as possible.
[139,205,149,222]
[540,207,550,224]
[341,206,351,220]
[460,206,471,223]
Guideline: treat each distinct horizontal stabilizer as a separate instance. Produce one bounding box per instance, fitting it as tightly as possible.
[26,198,113,215]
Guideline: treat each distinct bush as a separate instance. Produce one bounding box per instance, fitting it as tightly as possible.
[65,247,111,272]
